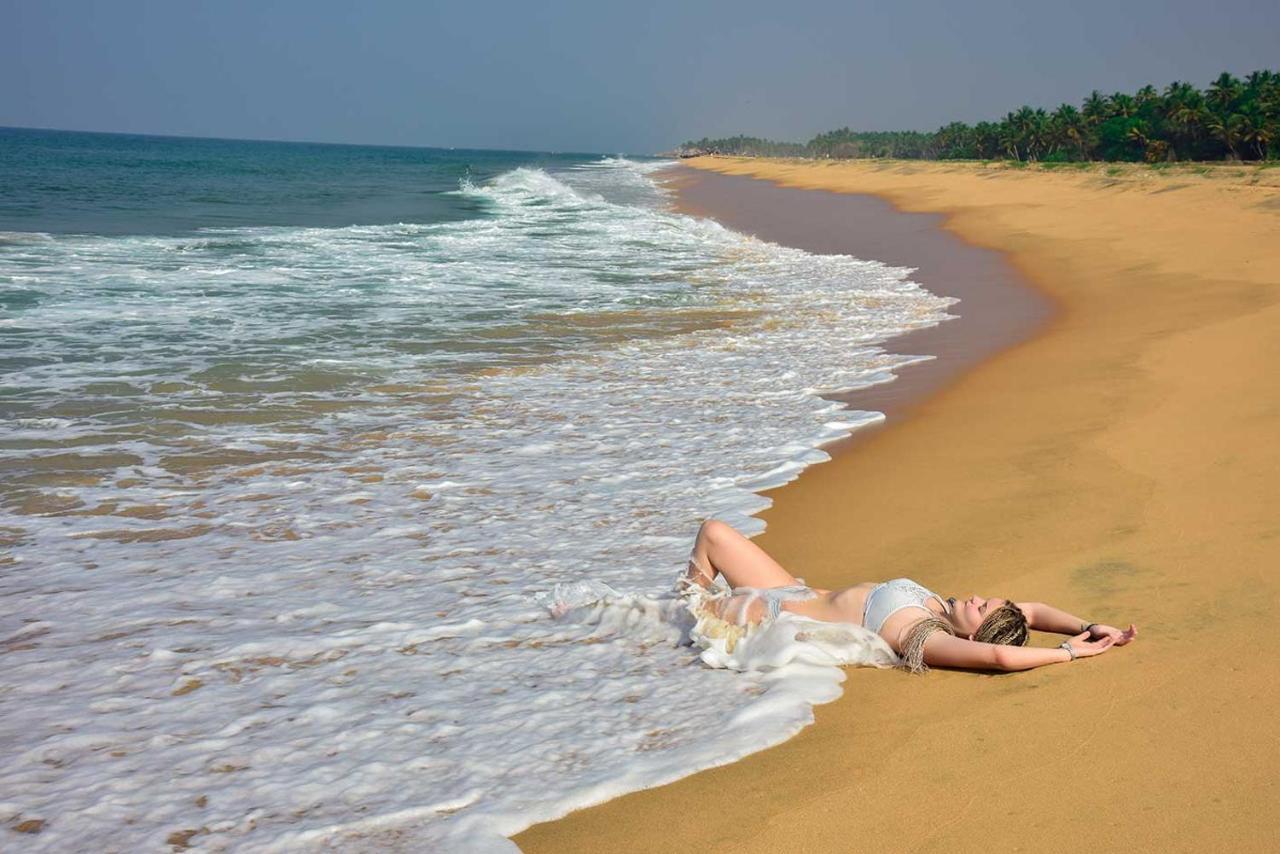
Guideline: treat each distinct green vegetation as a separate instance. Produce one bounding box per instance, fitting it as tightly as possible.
[682,70,1279,163]
[677,134,807,158]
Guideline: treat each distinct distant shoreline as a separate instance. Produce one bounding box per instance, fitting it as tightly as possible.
[676,69,1280,163]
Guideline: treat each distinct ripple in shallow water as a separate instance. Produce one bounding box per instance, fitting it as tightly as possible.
[0,158,953,850]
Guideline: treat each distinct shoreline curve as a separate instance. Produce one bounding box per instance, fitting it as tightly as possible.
[515,157,1280,853]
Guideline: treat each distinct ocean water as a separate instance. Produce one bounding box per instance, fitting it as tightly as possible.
[0,128,954,851]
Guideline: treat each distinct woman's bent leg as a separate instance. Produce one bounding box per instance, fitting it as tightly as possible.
[684,520,801,591]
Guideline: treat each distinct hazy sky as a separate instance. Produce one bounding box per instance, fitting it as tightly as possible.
[5,0,1278,154]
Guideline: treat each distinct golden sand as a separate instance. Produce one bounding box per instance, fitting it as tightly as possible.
[515,158,1280,852]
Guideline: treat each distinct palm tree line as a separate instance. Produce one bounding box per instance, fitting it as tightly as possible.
[681,71,1278,162]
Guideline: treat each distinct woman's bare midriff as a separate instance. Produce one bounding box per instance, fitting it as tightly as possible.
[781,582,877,626]
[781,582,942,651]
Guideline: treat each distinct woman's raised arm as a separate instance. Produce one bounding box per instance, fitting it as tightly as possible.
[922,631,1118,672]
[1017,601,1138,645]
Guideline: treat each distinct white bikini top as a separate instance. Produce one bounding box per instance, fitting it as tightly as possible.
[862,578,947,635]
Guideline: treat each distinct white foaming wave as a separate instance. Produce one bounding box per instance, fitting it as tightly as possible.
[590,156,676,174]
[0,159,956,851]
[564,157,679,208]
[0,196,714,409]
[458,165,603,208]
[0,230,57,244]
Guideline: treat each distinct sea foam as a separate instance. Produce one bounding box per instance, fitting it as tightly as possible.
[0,157,953,850]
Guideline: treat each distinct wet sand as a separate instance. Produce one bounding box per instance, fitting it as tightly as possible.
[664,167,1053,437]
[515,158,1280,853]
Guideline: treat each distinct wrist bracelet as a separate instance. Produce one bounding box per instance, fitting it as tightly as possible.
[1059,640,1077,661]
[1082,622,1097,634]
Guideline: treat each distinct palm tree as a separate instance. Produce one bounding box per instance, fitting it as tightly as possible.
[1108,93,1138,118]
[1245,70,1274,98]
[1082,90,1108,127]
[1208,72,1243,113]
[1000,112,1023,160]
[1164,80,1197,106]
[1145,139,1171,162]
[934,121,976,159]
[1028,108,1051,160]
[972,122,1002,159]
[1001,107,1050,161]
[1207,112,1243,160]
[1233,106,1273,159]
[1127,122,1169,162]
[1050,104,1086,158]
[1126,123,1148,156]
[1167,100,1208,160]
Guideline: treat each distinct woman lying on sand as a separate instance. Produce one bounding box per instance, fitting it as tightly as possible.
[680,520,1137,673]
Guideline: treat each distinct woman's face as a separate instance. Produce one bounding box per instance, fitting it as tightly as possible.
[949,594,1007,637]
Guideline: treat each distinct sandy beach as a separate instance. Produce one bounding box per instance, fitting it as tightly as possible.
[663,166,1052,437]
[515,158,1280,852]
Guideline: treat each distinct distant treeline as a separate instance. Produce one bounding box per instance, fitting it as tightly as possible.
[682,71,1278,162]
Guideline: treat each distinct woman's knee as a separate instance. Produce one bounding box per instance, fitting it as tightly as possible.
[697,519,735,545]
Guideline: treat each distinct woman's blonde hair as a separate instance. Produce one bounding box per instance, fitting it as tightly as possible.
[973,602,1029,647]
[898,617,954,674]
[898,600,1029,674]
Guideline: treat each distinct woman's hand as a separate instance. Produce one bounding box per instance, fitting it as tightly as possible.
[1087,623,1139,646]
[1064,631,1117,659]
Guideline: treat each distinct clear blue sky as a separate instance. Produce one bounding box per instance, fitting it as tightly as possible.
[4,0,1278,154]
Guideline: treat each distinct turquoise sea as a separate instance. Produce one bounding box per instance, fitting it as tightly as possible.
[0,127,953,850]
[1,127,593,235]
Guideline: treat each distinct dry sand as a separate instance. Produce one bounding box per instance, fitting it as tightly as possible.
[515,158,1280,852]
